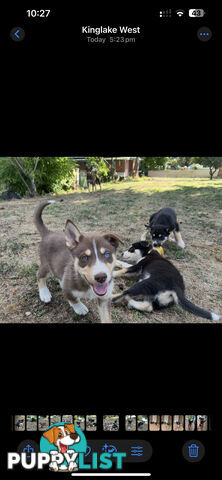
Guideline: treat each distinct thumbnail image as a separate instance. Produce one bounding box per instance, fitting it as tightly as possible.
[50,415,61,425]
[137,415,148,431]
[197,415,208,431]
[1,156,221,324]
[161,415,172,431]
[103,415,119,431]
[62,415,73,423]
[149,415,160,431]
[74,415,85,430]
[185,415,196,431]
[173,415,184,431]
[26,415,37,431]
[38,416,49,431]
[14,415,25,431]
[86,415,97,431]
[125,415,136,431]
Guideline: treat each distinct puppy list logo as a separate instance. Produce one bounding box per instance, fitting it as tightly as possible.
[8,422,126,472]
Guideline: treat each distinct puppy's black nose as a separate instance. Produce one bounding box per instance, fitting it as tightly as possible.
[95,273,107,283]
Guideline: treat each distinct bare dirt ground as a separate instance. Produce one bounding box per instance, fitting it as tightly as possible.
[1,177,222,323]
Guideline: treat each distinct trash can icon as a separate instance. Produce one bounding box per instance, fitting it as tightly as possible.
[188,444,199,458]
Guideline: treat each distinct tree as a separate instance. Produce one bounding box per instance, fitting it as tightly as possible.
[0,157,77,196]
[196,157,222,179]
[84,157,111,182]
[141,157,169,172]
[7,157,40,197]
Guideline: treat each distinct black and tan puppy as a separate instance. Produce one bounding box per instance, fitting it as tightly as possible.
[113,241,220,321]
[145,207,185,248]
[34,201,122,323]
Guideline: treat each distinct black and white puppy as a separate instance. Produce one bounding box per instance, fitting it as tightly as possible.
[113,241,220,321]
[145,207,185,249]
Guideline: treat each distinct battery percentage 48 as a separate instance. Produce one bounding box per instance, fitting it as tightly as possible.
[189,9,205,17]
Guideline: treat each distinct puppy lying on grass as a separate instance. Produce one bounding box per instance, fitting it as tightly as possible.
[112,241,220,321]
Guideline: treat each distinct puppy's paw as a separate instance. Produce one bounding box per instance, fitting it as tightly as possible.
[115,260,131,268]
[39,286,52,303]
[177,241,185,249]
[71,301,89,316]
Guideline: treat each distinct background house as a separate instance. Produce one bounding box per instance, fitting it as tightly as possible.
[104,157,141,178]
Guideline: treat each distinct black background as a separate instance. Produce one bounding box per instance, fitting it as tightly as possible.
[1,4,222,479]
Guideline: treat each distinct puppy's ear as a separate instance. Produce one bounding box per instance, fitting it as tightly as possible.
[64,423,75,433]
[43,427,57,444]
[65,423,79,440]
[65,220,81,249]
[103,233,123,249]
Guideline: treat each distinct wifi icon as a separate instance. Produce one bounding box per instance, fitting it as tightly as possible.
[176,9,185,17]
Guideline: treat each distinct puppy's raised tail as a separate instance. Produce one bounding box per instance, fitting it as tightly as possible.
[34,200,55,237]
[177,291,220,322]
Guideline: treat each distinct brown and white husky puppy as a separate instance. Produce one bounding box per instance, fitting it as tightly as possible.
[34,201,122,322]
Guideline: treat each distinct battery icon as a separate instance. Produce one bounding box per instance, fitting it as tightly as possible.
[189,9,205,17]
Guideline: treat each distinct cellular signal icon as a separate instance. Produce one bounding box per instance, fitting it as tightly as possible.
[159,9,172,18]
[176,9,185,17]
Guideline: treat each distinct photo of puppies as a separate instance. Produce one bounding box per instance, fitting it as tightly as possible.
[197,415,208,431]
[1,156,221,324]
[103,415,119,431]
[38,416,49,431]
[161,415,172,431]
[14,415,25,431]
[125,415,137,431]
[86,415,97,431]
[185,415,196,431]
[62,415,73,424]
[50,415,62,425]
[74,415,85,431]
[173,415,184,431]
[137,415,148,431]
[26,415,37,431]
[149,415,161,431]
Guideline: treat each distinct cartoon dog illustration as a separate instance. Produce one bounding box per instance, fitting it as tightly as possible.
[43,423,80,471]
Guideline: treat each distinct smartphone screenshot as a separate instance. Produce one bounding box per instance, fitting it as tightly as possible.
[0,5,221,479]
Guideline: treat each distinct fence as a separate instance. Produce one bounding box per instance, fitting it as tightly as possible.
[148,169,219,178]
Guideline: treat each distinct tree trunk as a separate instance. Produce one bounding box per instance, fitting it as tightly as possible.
[30,177,39,197]
[9,159,33,196]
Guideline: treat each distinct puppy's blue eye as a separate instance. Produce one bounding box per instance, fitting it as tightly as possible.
[104,252,110,258]
[81,255,88,262]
